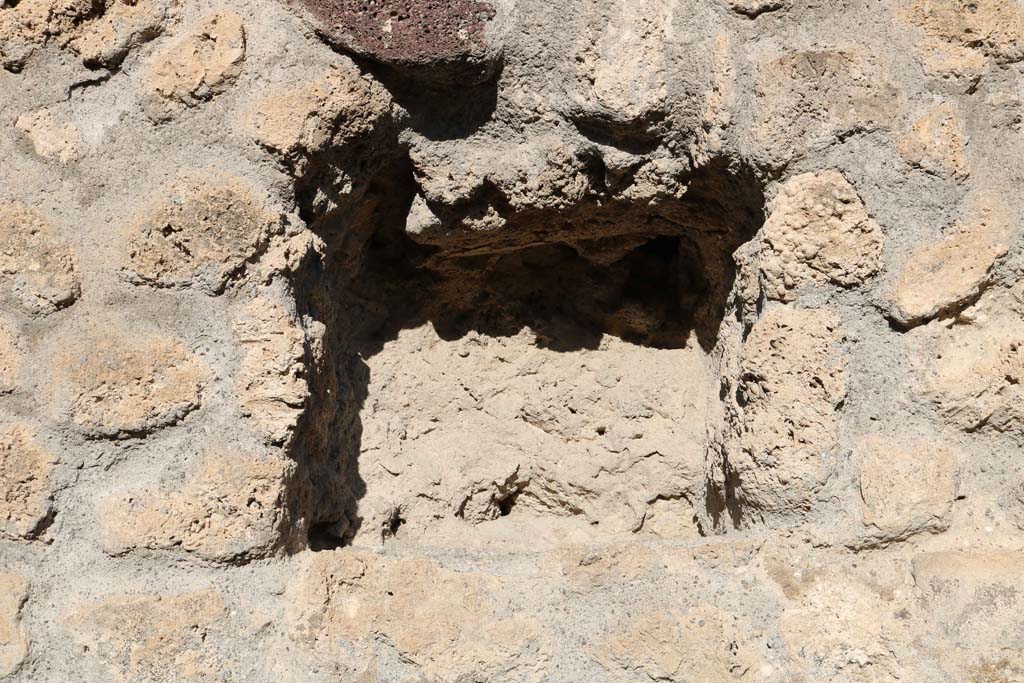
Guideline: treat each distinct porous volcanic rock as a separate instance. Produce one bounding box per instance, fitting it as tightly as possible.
[293,0,503,84]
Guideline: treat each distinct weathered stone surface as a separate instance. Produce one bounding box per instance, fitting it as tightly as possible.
[144,12,246,121]
[913,552,1024,651]
[294,0,502,84]
[100,452,296,563]
[0,0,92,70]
[0,0,174,71]
[754,48,901,160]
[71,0,176,67]
[289,551,550,681]
[354,325,710,544]
[901,0,1024,64]
[594,607,761,681]
[568,0,679,140]
[890,196,1011,326]
[124,172,279,294]
[15,109,81,164]
[0,203,79,315]
[911,289,1024,440]
[727,0,786,17]
[857,436,958,546]
[760,171,883,301]
[242,61,394,184]
[767,550,919,682]
[898,102,970,180]
[0,574,28,678]
[65,591,227,682]
[233,298,309,446]
[727,307,846,518]
[0,424,54,541]
[0,321,19,396]
[53,328,210,438]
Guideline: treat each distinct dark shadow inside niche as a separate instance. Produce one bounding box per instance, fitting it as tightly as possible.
[351,230,715,354]
[289,156,766,548]
[705,461,744,532]
[367,63,502,141]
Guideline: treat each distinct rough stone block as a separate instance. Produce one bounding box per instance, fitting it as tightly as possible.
[857,436,958,546]
[99,452,297,563]
[890,195,1011,326]
[761,170,883,301]
[123,172,279,294]
[53,328,210,438]
[144,12,246,121]
[728,307,846,516]
[0,424,54,541]
[0,203,79,315]
[0,574,28,678]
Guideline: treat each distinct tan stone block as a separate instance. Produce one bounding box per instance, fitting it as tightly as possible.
[0,321,19,396]
[99,451,296,563]
[913,299,1024,438]
[901,0,1024,64]
[69,0,176,68]
[233,298,308,445]
[54,328,210,438]
[0,424,54,541]
[0,0,96,70]
[123,171,278,294]
[144,12,245,121]
[594,606,761,681]
[571,0,673,133]
[0,202,79,315]
[915,36,988,83]
[0,0,174,70]
[857,436,958,545]
[913,552,1024,651]
[761,170,883,301]
[351,323,711,543]
[15,109,81,164]
[898,102,970,180]
[289,552,549,680]
[0,574,28,678]
[729,307,846,515]
[754,48,900,158]
[890,195,1011,326]
[769,553,917,681]
[243,63,392,161]
[65,591,226,682]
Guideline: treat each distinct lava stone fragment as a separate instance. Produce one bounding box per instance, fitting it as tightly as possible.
[294,0,502,85]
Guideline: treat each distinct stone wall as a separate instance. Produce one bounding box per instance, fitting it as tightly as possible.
[1,0,1023,680]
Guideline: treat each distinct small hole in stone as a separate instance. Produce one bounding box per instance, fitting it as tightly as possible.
[383,508,405,539]
[497,488,522,517]
[308,521,347,551]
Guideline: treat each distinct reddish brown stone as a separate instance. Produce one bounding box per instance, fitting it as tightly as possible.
[294,0,500,84]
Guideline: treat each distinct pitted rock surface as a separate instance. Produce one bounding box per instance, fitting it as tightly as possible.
[294,0,500,83]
